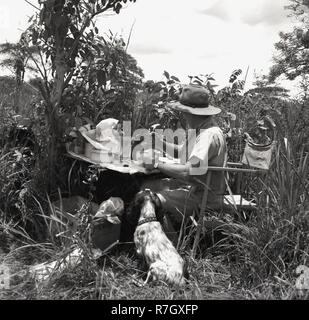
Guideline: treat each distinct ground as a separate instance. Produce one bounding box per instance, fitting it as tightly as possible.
[0,237,307,300]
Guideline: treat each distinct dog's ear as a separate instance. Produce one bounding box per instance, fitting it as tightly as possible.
[134,191,147,206]
[120,204,139,243]
[126,202,140,225]
[119,191,147,243]
[125,191,144,226]
[151,192,165,223]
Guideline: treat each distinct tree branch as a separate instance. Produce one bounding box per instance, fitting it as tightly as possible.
[38,49,51,96]
[24,0,40,11]
[61,2,116,94]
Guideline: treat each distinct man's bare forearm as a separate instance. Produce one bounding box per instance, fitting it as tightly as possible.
[156,162,206,185]
[156,162,190,180]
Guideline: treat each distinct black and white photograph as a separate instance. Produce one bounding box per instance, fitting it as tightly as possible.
[0,0,308,303]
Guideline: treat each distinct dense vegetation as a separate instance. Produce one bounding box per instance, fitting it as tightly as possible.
[0,0,308,300]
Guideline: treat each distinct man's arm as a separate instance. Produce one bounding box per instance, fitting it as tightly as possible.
[155,160,207,185]
[156,162,190,180]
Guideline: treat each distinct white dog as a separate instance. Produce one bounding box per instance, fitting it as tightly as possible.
[128,190,187,287]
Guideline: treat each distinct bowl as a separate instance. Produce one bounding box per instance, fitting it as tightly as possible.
[90,149,113,163]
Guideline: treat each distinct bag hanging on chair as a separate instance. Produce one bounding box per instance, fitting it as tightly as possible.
[242,140,276,170]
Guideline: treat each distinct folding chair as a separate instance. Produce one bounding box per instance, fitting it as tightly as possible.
[191,139,276,258]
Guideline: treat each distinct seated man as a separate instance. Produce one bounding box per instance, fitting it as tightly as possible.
[140,85,227,229]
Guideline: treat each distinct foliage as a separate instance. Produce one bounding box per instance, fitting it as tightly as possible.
[60,36,143,133]
[24,0,138,110]
[0,42,39,83]
[16,0,139,190]
[132,72,184,131]
[269,0,309,81]
[0,76,40,129]
[0,0,309,301]
[0,149,45,241]
[0,42,39,113]
[223,141,309,286]
[1,65,309,299]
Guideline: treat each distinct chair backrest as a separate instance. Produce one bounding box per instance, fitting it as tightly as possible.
[241,140,277,170]
[225,113,277,170]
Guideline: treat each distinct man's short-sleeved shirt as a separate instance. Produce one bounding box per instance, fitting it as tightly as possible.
[180,118,227,209]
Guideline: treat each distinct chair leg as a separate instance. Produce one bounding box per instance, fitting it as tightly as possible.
[191,172,212,258]
[191,214,204,258]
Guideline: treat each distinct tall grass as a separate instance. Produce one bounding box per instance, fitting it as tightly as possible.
[215,136,309,293]
[1,193,241,300]
[1,87,309,299]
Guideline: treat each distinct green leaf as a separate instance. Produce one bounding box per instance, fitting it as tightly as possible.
[192,80,202,86]
[115,3,122,14]
[70,25,80,39]
[194,76,203,82]
[153,83,163,93]
[92,44,101,56]
[163,71,170,80]
[171,76,180,82]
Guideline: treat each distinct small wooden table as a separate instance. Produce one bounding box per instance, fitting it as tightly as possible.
[66,148,158,175]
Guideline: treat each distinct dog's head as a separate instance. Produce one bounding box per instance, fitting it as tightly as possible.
[122,190,164,239]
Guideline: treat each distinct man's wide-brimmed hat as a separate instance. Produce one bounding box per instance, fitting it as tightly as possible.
[168,85,221,116]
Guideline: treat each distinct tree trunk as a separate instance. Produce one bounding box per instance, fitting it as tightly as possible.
[14,70,23,114]
[46,39,67,191]
[14,85,20,114]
